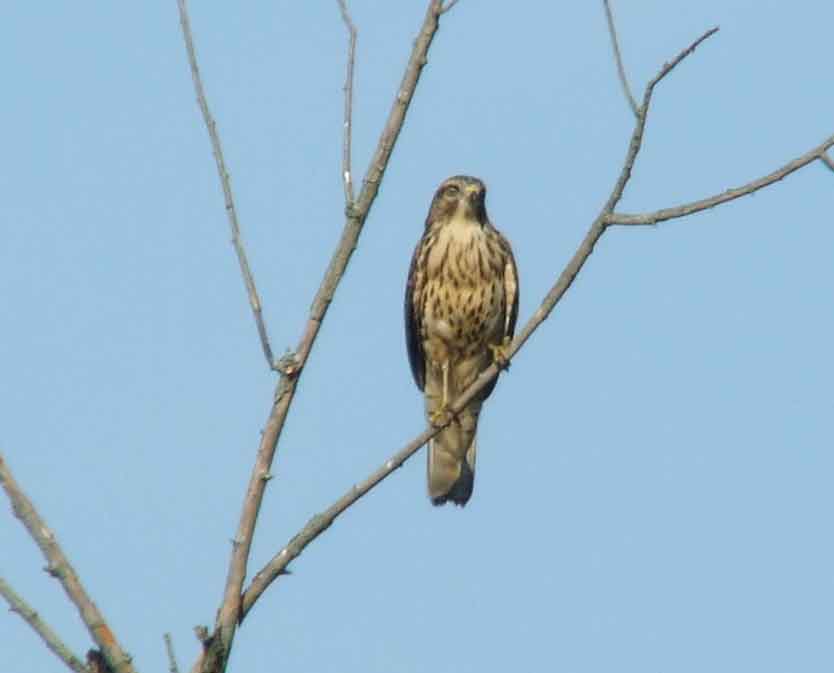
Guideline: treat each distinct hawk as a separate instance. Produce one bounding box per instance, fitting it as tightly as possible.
[405,175,519,506]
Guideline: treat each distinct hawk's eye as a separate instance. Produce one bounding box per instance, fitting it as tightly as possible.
[444,184,460,198]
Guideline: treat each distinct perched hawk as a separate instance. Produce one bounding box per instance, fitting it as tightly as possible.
[405,175,519,506]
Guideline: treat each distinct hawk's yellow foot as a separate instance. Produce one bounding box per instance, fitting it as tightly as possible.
[429,406,453,427]
[489,337,513,370]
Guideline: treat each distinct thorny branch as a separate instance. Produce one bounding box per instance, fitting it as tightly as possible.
[177,0,275,371]
[338,0,358,205]
[179,2,450,672]
[0,455,134,673]
[603,0,639,117]
[0,576,89,673]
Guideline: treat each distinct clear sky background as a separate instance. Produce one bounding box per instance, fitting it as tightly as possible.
[2,2,833,672]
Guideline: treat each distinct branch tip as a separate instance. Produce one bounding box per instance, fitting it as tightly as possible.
[176,0,275,371]
[649,26,719,91]
[338,0,358,205]
[602,0,639,117]
[164,633,181,673]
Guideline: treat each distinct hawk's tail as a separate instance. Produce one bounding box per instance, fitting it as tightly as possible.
[427,409,480,507]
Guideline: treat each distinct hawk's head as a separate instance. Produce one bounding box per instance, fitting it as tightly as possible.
[426,175,488,228]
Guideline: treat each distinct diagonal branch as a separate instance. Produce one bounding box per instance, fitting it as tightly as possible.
[607,132,834,226]
[646,27,718,94]
[0,576,89,673]
[184,2,449,672]
[821,152,834,173]
[177,0,276,371]
[338,0,358,205]
[0,455,134,673]
[603,0,639,118]
[241,422,442,618]
[241,25,727,610]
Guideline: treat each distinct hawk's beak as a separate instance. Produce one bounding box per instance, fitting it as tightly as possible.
[463,185,487,223]
[465,185,484,204]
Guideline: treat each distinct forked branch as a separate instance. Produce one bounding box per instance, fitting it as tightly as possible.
[607,133,834,226]
[440,0,462,13]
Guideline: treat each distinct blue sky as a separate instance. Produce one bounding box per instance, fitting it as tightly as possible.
[2,2,833,672]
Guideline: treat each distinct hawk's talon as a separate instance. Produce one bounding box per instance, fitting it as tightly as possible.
[429,407,452,427]
[489,337,512,371]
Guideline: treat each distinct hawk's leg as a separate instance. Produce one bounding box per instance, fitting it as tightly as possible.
[429,360,452,426]
[489,336,513,371]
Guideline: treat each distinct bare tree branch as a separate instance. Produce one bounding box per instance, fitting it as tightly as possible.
[646,27,719,93]
[241,423,443,618]
[239,25,723,611]
[182,2,449,671]
[177,0,276,371]
[440,0,461,13]
[164,633,180,673]
[0,455,134,673]
[607,132,834,226]
[0,576,89,673]
[338,0,358,205]
[603,0,639,117]
[821,152,834,173]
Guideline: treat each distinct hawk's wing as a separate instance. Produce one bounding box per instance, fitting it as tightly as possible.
[501,231,520,341]
[404,239,426,391]
[479,229,519,403]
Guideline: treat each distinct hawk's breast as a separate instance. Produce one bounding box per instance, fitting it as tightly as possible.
[420,217,506,360]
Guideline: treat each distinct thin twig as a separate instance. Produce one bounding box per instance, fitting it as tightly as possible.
[240,26,724,611]
[164,633,181,673]
[821,153,834,173]
[608,132,834,226]
[0,455,134,673]
[177,0,276,371]
[0,576,89,673]
[646,27,719,96]
[185,3,448,672]
[440,0,461,13]
[603,0,639,118]
[338,0,358,205]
